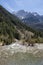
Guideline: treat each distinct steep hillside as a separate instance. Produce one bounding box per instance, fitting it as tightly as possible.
[0,5,36,45]
[0,5,43,45]
[0,5,21,45]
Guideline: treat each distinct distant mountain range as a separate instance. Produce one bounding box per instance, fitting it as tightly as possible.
[13,10,43,31]
[13,10,28,19]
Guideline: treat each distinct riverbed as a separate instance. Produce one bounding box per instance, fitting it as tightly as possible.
[0,43,43,65]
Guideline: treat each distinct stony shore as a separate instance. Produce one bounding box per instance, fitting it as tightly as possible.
[0,41,43,56]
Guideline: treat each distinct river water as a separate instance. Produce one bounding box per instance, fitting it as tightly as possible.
[0,44,43,65]
[0,52,43,65]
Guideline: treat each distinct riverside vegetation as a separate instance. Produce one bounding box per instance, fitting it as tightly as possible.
[0,5,43,46]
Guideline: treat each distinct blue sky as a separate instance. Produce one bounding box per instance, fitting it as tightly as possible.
[0,0,43,15]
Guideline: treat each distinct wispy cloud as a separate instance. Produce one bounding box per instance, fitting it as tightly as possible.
[0,0,43,14]
[4,2,14,12]
[0,0,14,12]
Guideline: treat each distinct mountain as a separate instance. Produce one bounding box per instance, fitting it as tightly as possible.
[23,12,40,24]
[22,12,43,31]
[0,5,40,45]
[0,5,21,45]
[0,5,43,45]
[13,10,28,19]
[13,10,43,31]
